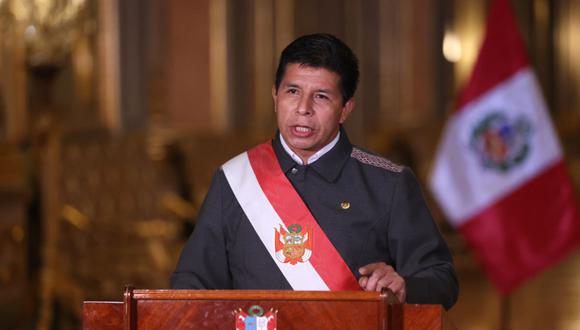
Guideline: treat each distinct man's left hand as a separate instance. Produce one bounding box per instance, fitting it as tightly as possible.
[358,262,406,303]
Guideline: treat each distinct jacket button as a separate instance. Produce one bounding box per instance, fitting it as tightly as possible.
[291,167,298,174]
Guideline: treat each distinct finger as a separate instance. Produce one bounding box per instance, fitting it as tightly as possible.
[371,265,395,289]
[360,263,393,291]
[390,285,406,303]
[358,264,376,275]
[359,276,368,289]
[365,267,388,291]
[375,277,394,292]
[395,290,406,303]
[358,262,382,276]
[386,278,406,303]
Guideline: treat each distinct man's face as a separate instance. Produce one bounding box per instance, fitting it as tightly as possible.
[272,63,354,162]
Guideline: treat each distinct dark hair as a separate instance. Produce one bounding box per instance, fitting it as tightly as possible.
[274,33,359,104]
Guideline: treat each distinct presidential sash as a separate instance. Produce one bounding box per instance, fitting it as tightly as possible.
[221,142,360,291]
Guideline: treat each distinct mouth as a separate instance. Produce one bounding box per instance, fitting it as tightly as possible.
[291,125,313,137]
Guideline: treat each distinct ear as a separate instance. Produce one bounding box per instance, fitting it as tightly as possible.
[339,99,355,123]
[272,85,278,111]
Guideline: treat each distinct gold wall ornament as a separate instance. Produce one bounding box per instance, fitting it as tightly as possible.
[0,0,92,67]
[61,204,89,231]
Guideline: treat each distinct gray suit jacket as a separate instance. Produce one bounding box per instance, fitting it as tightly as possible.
[171,130,458,310]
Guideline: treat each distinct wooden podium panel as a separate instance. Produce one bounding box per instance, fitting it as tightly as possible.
[83,301,123,330]
[83,288,452,330]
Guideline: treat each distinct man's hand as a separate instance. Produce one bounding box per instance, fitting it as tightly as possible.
[359,262,406,303]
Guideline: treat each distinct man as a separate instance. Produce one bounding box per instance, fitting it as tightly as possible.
[171,33,458,310]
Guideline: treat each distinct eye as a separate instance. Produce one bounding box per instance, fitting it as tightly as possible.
[315,93,329,100]
[286,88,298,95]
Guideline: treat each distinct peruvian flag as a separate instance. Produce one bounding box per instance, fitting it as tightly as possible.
[429,0,580,294]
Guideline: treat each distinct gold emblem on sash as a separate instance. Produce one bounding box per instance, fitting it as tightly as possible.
[275,224,312,264]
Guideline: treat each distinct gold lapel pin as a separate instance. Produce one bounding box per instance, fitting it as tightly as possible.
[340,201,350,210]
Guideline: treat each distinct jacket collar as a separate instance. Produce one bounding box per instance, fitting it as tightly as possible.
[272,127,352,183]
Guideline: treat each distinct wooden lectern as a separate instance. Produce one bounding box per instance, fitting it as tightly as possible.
[83,287,454,329]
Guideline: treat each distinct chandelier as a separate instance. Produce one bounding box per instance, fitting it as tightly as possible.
[0,0,91,67]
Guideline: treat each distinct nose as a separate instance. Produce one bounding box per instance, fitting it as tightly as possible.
[296,95,313,116]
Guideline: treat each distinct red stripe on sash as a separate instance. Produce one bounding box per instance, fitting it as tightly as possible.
[247,142,361,291]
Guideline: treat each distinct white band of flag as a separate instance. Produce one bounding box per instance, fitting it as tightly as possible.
[429,0,580,294]
[431,69,562,226]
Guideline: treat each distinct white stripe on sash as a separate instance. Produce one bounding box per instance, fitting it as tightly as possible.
[222,152,330,290]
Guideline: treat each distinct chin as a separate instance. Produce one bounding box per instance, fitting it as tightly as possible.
[287,138,314,148]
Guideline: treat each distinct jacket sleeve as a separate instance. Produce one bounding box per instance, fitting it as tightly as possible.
[388,168,459,310]
[171,170,232,289]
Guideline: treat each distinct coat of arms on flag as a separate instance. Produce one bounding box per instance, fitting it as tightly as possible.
[469,112,531,172]
[429,0,580,294]
[275,224,312,264]
[234,305,277,330]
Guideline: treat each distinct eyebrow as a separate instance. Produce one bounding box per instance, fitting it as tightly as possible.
[315,89,333,94]
[282,82,334,94]
[282,82,300,89]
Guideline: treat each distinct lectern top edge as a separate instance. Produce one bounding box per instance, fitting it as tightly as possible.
[126,288,390,302]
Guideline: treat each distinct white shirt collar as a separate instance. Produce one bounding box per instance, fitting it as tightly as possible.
[279,131,340,165]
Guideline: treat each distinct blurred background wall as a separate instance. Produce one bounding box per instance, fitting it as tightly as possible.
[0,0,579,329]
